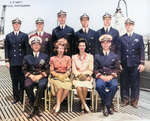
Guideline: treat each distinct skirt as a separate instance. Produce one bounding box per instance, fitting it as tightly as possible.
[49,77,72,96]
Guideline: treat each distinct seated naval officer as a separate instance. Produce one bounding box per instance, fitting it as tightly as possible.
[75,13,95,55]
[52,10,75,56]
[120,18,145,108]
[94,34,121,116]
[30,17,53,57]
[5,17,30,104]
[22,36,49,118]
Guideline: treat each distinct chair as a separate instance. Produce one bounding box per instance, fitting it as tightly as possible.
[70,75,94,112]
[46,74,73,112]
[95,85,120,112]
[23,85,48,111]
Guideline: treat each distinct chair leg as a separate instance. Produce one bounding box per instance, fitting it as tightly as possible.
[95,92,98,112]
[70,90,73,112]
[91,89,94,112]
[23,90,26,111]
[45,88,47,111]
[68,92,70,112]
[117,87,120,112]
[49,92,51,111]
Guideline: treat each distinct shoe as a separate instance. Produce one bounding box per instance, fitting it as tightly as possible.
[121,100,129,107]
[53,111,59,117]
[107,105,113,115]
[35,108,41,116]
[103,105,109,117]
[11,98,19,104]
[131,103,138,108]
[27,107,36,119]
[80,109,84,115]
[50,108,55,114]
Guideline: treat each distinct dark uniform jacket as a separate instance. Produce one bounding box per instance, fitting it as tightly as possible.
[5,31,30,66]
[52,25,75,56]
[75,28,95,55]
[95,27,120,60]
[120,33,145,67]
[94,51,121,79]
[30,32,53,57]
[22,53,49,78]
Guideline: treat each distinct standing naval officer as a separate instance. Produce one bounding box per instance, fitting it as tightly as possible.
[52,10,75,56]
[95,12,120,60]
[5,18,30,104]
[120,18,145,108]
[75,13,95,55]
[30,17,53,57]
[94,34,121,116]
[22,36,49,118]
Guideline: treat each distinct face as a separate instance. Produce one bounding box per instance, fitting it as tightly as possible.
[57,45,64,55]
[12,23,21,31]
[78,42,86,52]
[31,43,41,52]
[125,23,134,32]
[58,15,66,25]
[80,18,89,28]
[103,17,111,27]
[36,23,44,32]
[101,41,111,51]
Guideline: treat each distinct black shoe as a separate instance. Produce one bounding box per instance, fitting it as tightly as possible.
[103,105,109,117]
[27,107,36,119]
[35,108,42,116]
[11,98,19,104]
[121,100,129,107]
[107,105,113,115]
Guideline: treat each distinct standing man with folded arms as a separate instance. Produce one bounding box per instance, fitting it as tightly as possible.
[5,18,30,104]
[120,18,145,108]
[52,10,75,56]
[30,17,53,57]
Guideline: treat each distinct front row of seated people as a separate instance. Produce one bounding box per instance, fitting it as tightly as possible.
[22,34,120,118]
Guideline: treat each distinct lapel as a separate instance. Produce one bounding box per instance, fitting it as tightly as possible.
[86,29,92,40]
[79,29,87,39]
[54,26,62,38]
[29,53,36,65]
[9,32,16,43]
[108,27,114,36]
[103,52,114,65]
[101,27,105,35]
[60,25,69,37]
[14,31,24,44]
[34,53,43,66]
[123,33,137,44]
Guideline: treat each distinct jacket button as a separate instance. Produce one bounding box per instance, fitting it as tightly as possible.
[89,48,91,50]
[127,44,128,46]
[132,49,134,51]
[14,55,16,56]
[14,50,16,52]
[132,44,134,45]
[19,44,21,46]
[19,49,21,51]
[126,50,128,51]
[127,55,128,57]
[33,72,35,74]
[20,54,21,56]
[89,43,91,45]
[14,45,15,46]
[133,55,134,57]
[43,45,45,47]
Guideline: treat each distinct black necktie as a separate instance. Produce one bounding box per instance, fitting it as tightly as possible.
[85,29,86,34]
[16,33,17,36]
[105,52,107,56]
[62,26,63,30]
[106,28,108,33]
[129,33,131,37]
[35,53,38,59]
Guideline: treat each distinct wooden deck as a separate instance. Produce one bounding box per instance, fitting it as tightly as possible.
[0,66,150,121]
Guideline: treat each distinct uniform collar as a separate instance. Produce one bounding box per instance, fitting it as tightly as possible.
[37,31,44,36]
[60,24,66,29]
[82,27,89,33]
[33,52,40,58]
[13,31,20,35]
[127,31,133,37]
[104,26,111,32]
[103,50,110,56]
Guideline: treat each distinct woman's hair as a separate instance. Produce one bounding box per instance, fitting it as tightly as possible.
[76,38,88,53]
[54,41,68,55]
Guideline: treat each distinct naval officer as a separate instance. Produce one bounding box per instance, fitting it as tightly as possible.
[5,17,30,104]
[22,36,49,118]
[30,17,53,57]
[120,18,145,108]
[75,13,95,55]
[94,34,121,116]
[52,10,75,56]
[95,12,120,60]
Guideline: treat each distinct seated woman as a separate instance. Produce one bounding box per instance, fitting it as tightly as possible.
[72,38,93,114]
[94,34,121,117]
[49,40,72,116]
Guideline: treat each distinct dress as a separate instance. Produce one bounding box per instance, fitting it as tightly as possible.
[49,55,72,95]
[72,53,93,89]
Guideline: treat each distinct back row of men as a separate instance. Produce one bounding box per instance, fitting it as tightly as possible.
[5,10,145,111]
